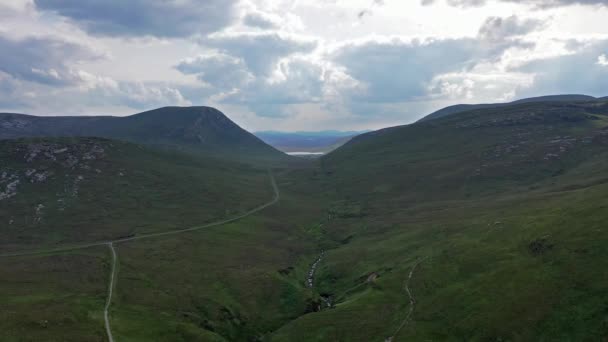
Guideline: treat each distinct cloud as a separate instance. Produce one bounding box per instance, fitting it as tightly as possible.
[0,34,101,85]
[515,39,608,97]
[176,54,326,117]
[478,15,546,41]
[33,0,238,38]
[176,31,321,117]
[331,37,516,103]
[422,0,607,8]
[202,32,317,77]
[428,70,534,102]
[245,103,293,118]
[101,81,191,109]
[598,54,608,66]
[0,70,191,114]
[0,0,34,17]
[224,58,325,106]
[175,54,253,91]
[243,11,281,29]
[0,72,30,109]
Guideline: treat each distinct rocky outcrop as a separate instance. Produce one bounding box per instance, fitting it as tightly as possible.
[0,139,107,207]
[0,179,20,201]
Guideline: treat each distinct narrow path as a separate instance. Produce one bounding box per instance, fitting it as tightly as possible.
[0,171,279,257]
[104,243,117,342]
[386,258,426,342]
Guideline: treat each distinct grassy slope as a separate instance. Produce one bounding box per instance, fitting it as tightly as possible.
[0,137,273,251]
[271,101,608,341]
[0,247,108,342]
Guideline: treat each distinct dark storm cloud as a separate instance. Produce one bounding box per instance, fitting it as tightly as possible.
[34,0,238,38]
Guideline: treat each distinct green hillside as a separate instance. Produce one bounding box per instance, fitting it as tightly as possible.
[0,137,274,252]
[272,99,608,340]
[4,99,608,341]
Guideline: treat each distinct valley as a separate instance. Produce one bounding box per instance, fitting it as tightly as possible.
[3,98,608,341]
[5,1,608,340]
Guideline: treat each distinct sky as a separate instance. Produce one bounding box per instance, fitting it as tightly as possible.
[1,0,607,131]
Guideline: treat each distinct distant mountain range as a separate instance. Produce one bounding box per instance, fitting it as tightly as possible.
[255,130,369,153]
[0,106,284,161]
[418,94,608,122]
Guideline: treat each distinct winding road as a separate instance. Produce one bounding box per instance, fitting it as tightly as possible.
[0,171,280,342]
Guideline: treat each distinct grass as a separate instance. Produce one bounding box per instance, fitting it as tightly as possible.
[0,137,273,251]
[4,100,608,340]
[272,184,608,340]
[0,247,108,341]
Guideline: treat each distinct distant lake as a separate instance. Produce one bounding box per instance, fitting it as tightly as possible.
[286,152,325,156]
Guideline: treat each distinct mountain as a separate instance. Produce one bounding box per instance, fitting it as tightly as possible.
[418,94,601,122]
[0,106,284,161]
[255,130,367,153]
[327,100,608,201]
[275,99,608,340]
